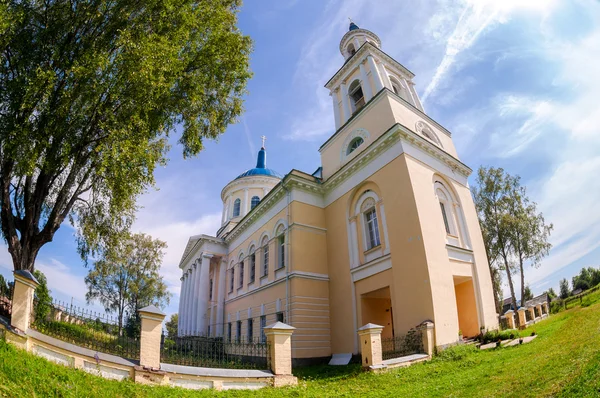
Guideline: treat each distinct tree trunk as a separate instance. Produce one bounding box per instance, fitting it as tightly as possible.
[504,260,519,328]
[519,256,525,308]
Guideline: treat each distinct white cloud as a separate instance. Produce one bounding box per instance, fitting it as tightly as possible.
[36,258,89,304]
[422,0,559,103]
[132,212,222,298]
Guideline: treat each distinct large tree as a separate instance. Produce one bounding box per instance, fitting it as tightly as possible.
[559,278,570,299]
[473,167,519,322]
[506,181,553,307]
[85,233,170,334]
[0,0,252,272]
[165,313,178,340]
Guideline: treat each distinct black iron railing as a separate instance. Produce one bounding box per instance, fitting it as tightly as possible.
[31,301,139,360]
[381,329,424,361]
[0,282,12,321]
[525,309,533,322]
[162,336,270,369]
[500,317,509,330]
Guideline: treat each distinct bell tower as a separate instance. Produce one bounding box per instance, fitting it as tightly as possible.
[328,21,424,131]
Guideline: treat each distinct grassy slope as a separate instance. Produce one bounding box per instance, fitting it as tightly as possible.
[0,299,599,398]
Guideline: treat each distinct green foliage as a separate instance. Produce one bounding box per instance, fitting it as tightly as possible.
[523,285,533,302]
[480,329,520,344]
[32,270,52,323]
[85,232,170,334]
[547,287,557,300]
[0,0,252,272]
[2,299,600,396]
[124,312,141,339]
[434,344,479,362]
[560,278,570,299]
[572,267,600,293]
[166,313,178,339]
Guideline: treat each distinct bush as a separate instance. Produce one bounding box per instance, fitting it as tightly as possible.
[480,330,520,344]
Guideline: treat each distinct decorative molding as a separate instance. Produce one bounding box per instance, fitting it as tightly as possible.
[340,128,370,162]
[415,121,443,148]
[339,29,381,56]
[350,253,392,282]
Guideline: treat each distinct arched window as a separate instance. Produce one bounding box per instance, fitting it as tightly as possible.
[433,180,468,248]
[249,245,256,284]
[261,236,269,277]
[238,252,244,289]
[390,76,410,103]
[416,121,442,147]
[276,224,286,269]
[349,80,365,112]
[347,43,356,57]
[251,196,260,210]
[233,198,241,217]
[347,137,364,155]
[361,198,381,250]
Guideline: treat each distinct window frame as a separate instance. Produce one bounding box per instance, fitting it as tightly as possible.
[349,80,365,112]
[233,198,241,217]
[347,137,364,155]
[250,196,260,210]
[260,315,267,343]
[249,250,256,284]
[262,237,269,277]
[236,320,242,343]
[238,260,244,289]
[364,207,381,250]
[247,318,253,342]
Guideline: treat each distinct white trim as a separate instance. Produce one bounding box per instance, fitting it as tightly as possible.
[340,128,370,162]
[446,245,474,263]
[351,254,392,282]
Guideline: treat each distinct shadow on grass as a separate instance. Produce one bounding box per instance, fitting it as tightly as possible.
[293,363,363,382]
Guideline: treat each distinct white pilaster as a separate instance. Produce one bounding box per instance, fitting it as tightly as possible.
[331,90,341,130]
[349,217,360,268]
[378,62,392,90]
[367,55,384,93]
[359,61,373,101]
[340,82,351,123]
[353,37,360,49]
[197,253,213,335]
[216,258,227,336]
[244,188,249,216]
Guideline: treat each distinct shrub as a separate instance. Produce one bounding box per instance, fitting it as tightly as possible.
[435,344,478,362]
[480,330,519,344]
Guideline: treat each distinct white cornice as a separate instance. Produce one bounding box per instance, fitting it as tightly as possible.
[220,175,281,201]
[326,42,415,90]
[339,28,381,54]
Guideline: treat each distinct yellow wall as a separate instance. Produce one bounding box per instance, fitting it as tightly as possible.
[454,279,479,338]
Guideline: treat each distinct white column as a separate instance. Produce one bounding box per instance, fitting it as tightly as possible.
[185,268,194,335]
[340,82,351,123]
[354,37,360,49]
[191,262,201,335]
[181,271,190,335]
[262,187,268,197]
[177,276,184,336]
[244,188,249,216]
[196,254,213,335]
[359,62,373,102]
[378,62,392,90]
[349,217,360,268]
[216,258,227,336]
[367,55,384,93]
[331,90,341,130]
[407,81,423,111]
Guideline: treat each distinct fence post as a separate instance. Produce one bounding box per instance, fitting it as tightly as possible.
[264,322,297,386]
[10,270,39,332]
[504,310,516,329]
[138,305,166,369]
[516,308,527,329]
[542,301,549,315]
[357,323,384,368]
[416,321,435,357]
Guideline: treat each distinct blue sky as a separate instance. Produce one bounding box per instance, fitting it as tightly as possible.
[1,0,599,317]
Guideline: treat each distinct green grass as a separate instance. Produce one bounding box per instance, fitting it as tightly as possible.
[1,301,600,397]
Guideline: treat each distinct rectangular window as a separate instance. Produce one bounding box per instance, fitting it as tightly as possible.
[365,208,381,249]
[209,279,213,300]
[236,321,242,343]
[250,254,256,283]
[260,315,266,343]
[227,322,232,342]
[263,245,269,276]
[229,269,234,292]
[276,312,285,323]
[239,261,244,289]
[247,318,253,342]
[278,235,285,269]
[207,325,210,337]
[440,202,451,234]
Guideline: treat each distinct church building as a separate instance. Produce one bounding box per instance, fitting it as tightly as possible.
[177,22,499,361]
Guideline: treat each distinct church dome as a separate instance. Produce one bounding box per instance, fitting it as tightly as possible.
[235,147,282,180]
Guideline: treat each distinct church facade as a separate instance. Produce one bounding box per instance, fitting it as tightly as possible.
[177,23,498,360]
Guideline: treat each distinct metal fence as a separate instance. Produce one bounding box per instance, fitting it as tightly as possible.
[381,329,424,361]
[0,282,12,321]
[162,336,270,369]
[30,300,140,360]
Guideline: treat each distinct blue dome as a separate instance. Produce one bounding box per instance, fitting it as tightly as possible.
[236,147,282,180]
[349,22,359,31]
